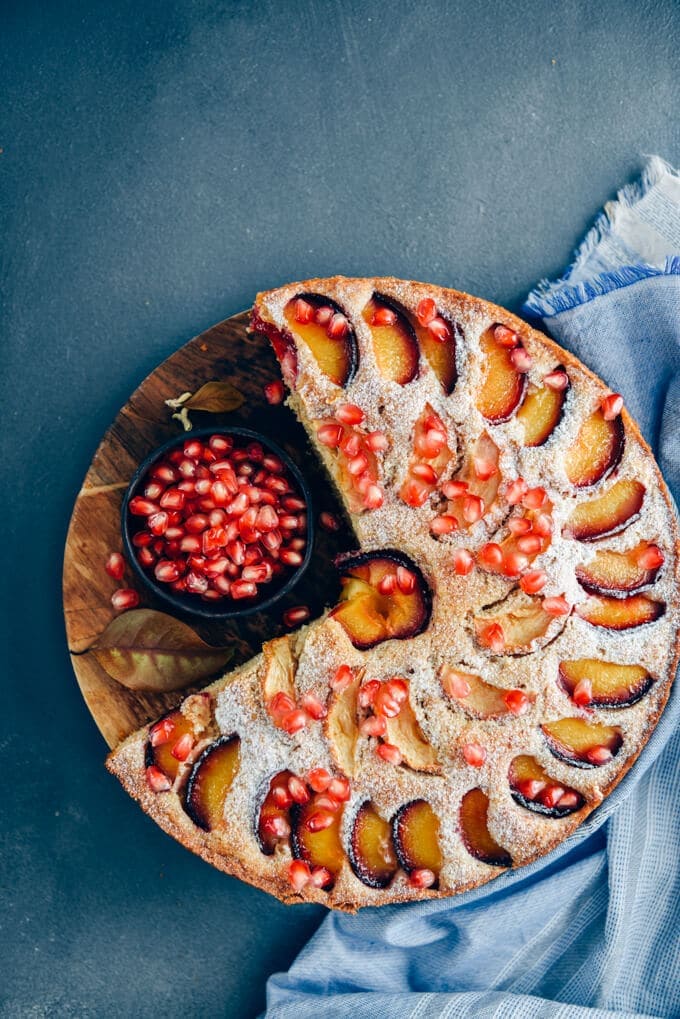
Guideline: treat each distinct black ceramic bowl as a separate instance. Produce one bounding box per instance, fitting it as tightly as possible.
[121,426,314,620]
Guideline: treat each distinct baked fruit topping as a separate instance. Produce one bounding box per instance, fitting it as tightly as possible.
[393,799,443,888]
[412,298,459,394]
[517,367,569,446]
[563,480,645,541]
[315,406,384,514]
[541,718,623,768]
[284,295,358,387]
[459,789,512,867]
[290,797,345,887]
[440,666,535,718]
[256,770,294,854]
[476,324,528,423]
[363,294,419,385]
[401,406,452,508]
[575,593,665,629]
[184,735,241,831]
[474,589,566,655]
[145,709,196,783]
[509,756,585,816]
[378,680,440,772]
[558,659,654,708]
[575,542,664,596]
[565,408,624,488]
[439,433,501,531]
[349,801,399,888]
[331,550,432,649]
[325,668,361,776]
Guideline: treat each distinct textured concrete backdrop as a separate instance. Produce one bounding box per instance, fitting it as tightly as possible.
[2,0,678,1015]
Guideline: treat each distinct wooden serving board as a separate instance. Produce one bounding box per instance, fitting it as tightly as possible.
[63,311,352,749]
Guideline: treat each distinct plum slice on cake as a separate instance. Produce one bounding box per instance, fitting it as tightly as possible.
[106,277,679,911]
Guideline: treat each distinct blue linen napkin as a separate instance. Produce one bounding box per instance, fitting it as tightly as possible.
[266,158,680,1019]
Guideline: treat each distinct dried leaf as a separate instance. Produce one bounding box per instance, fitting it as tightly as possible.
[184,381,244,414]
[87,609,234,692]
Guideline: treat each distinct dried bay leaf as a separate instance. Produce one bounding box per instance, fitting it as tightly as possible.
[184,381,244,414]
[87,609,234,692]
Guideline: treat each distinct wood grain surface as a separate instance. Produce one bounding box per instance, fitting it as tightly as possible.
[63,312,352,749]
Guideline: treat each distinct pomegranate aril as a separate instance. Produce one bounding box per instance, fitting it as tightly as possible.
[363,484,384,510]
[373,688,401,718]
[132,530,153,548]
[171,733,194,761]
[523,487,547,510]
[149,717,175,746]
[494,324,519,347]
[544,369,569,391]
[366,430,389,452]
[510,346,532,372]
[159,488,185,511]
[462,743,487,767]
[409,868,436,889]
[184,513,208,534]
[335,403,365,425]
[480,622,505,653]
[307,768,331,793]
[416,297,437,326]
[144,481,165,501]
[137,547,155,568]
[517,534,543,555]
[572,678,593,706]
[317,423,343,448]
[209,435,232,454]
[239,563,266,584]
[309,866,333,889]
[331,664,353,692]
[412,463,438,484]
[294,297,314,323]
[586,745,613,765]
[505,478,528,505]
[283,606,311,630]
[502,551,529,576]
[213,575,231,595]
[154,560,181,583]
[453,548,475,576]
[288,775,311,804]
[152,463,178,483]
[442,479,468,499]
[504,689,530,715]
[282,495,306,512]
[319,511,340,532]
[111,589,139,611]
[313,793,341,812]
[203,557,230,579]
[328,313,348,338]
[305,810,335,833]
[478,543,503,569]
[359,679,381,707]
[426,315,449,342]
[280,549,303,567]
[463,495,484,524]
[543,596,570,616]
[264,380,285,405]
[146,765,172,793]
[533,513,553,537]
[129,496,159,516]
[298,694,326,723]
[396,566,416,594]
[372,305,397,327]
[441,667,471,699]
[556,791,580,810]
[508,516,532,536]
[185,571,209,595]
[520,569,548,594]
[315,305,333,325]
[327,777,350,802]
[540,785,565,809]
[430,514,458,536]
[288,859,312,891]
[360,715,387,738]
[272,785,293,809]
[601,393,624,420]
[376,742,403,765]
[261,529,282,553]
[638,545,664,570]
[231,580,257,600]
[416,429,447,458]
[262,815,291,840]
[264,475,290,494]
[268,692,296,720]
[104,552,125,580]
[516,779,546,800]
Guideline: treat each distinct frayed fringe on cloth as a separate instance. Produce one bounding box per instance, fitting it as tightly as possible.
[524,156,680,320]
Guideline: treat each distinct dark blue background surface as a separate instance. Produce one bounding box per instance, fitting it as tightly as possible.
[2,1,678,1015]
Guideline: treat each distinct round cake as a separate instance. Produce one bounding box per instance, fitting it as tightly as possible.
[108,277,680,910]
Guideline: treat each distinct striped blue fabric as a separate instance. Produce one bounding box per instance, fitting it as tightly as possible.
[266,160,680,1019]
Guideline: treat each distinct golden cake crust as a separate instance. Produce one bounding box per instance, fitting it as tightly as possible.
[107,277,680,911]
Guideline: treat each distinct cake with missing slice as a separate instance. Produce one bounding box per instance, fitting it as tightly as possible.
[107,277,679,910]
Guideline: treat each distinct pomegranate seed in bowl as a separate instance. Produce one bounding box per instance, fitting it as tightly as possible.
[123,428,313,618]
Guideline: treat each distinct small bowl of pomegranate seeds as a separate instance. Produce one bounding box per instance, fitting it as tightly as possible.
[122,427,313,618]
